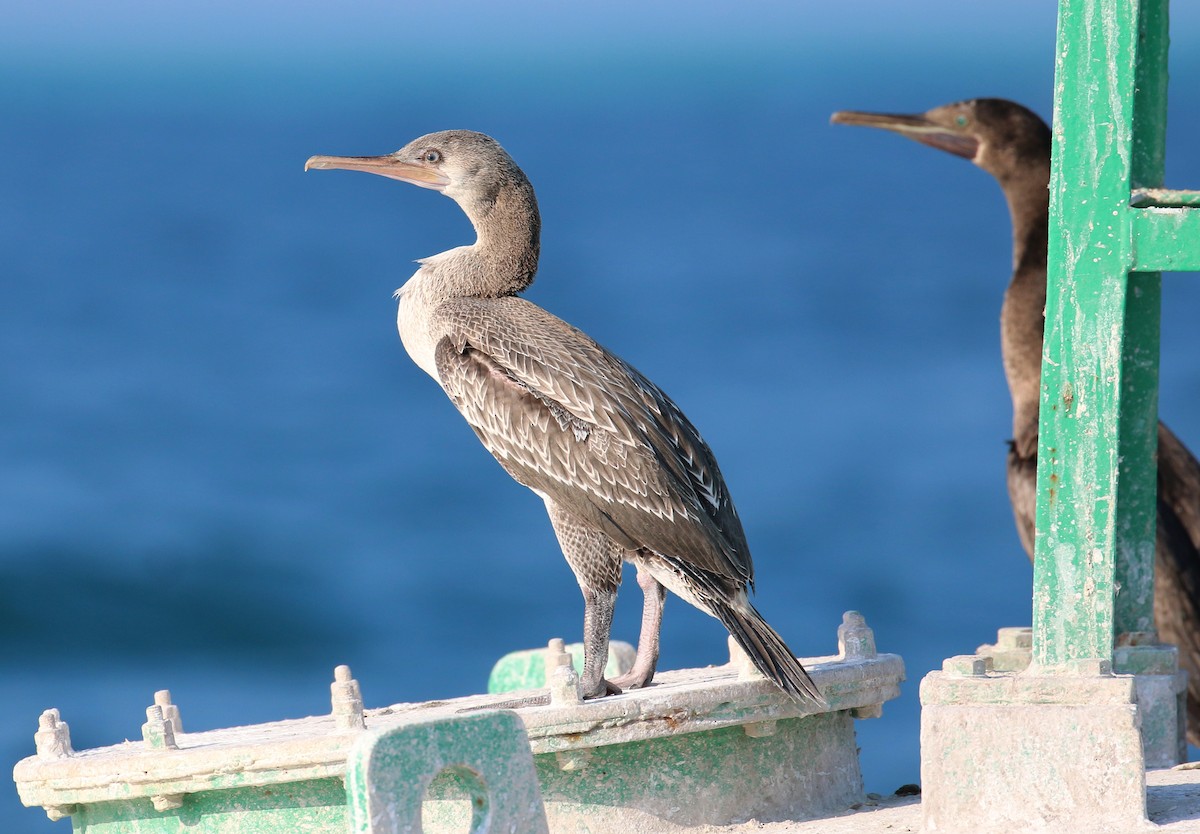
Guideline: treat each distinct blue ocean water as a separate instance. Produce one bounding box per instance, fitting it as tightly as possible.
[3,3,1200,830]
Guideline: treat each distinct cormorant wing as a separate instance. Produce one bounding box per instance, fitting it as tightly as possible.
[430,295,753,585]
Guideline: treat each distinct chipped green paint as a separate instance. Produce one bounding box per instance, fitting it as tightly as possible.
[1033,0,1172,666]
[1131,207,1200,271]
[422,711,863,832]
[70,780,347,834]
[487,641,633,694]
[346,711,548,834]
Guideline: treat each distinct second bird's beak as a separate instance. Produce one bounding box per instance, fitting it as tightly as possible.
[830,110,980,160]
[304,154,451,192]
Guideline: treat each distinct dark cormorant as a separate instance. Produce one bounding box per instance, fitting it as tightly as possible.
[832,99,1200,742]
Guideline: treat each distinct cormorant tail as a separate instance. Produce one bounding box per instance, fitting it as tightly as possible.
[715,595,826,708]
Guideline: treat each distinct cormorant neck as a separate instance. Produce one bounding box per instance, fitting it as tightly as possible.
[453,175,541,298]
[998,164,1049,277]
[996,160,1050,454]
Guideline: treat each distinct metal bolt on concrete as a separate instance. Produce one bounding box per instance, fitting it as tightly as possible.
[154,689,183,736]
[547,647,583,706]
[330,664,366,730]
[33,709,72,760]
[838,610,877,660]
[141,705,177,751]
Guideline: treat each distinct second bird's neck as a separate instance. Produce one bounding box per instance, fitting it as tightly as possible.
[998,164,1051,453]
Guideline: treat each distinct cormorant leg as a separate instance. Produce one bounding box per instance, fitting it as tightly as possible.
[611,563,666,689]
[544,501,624,699]
[580,585,620,698]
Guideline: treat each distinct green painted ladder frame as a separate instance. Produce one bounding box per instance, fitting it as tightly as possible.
[1035,0,1200,668]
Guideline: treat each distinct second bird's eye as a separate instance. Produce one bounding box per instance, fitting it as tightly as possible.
[424,150,442,163]
[955,115,969,127]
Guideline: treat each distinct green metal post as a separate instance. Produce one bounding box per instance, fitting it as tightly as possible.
[1118,0,1169,638]
[1033,0,1165,666]
[924,0,1199,823]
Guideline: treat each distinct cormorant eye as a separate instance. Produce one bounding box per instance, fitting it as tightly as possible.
[955,115,970,127]
[423,150,442,164]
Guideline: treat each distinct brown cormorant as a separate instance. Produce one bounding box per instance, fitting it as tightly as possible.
[306,131,823,705]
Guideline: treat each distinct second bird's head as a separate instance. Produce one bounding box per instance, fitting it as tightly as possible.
[831,98,1051,183]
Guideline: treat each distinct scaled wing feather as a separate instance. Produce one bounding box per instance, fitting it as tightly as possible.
[431,296,752,584]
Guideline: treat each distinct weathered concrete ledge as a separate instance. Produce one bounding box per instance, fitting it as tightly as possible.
[14,612,904,833]
[975,624,1187,766]
[921,662,1154,834]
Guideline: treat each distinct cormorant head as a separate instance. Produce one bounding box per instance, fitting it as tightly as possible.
[831,98,1051,182]
[306,130,541,293]
[306,130,537,222]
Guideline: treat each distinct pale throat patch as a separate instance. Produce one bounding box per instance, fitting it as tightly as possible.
[395,268,442,381]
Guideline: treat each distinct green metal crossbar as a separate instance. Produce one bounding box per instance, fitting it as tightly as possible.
[1034,0,1200,668]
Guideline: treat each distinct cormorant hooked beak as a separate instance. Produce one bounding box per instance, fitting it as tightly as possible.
[830,110,980,161]
[304,153,451,192]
